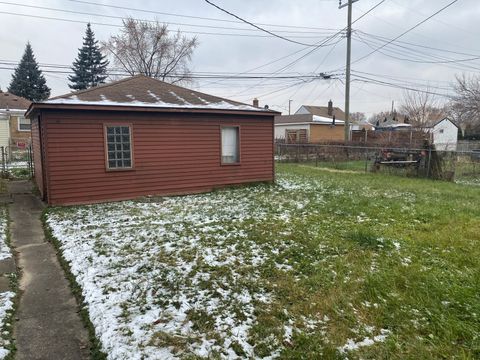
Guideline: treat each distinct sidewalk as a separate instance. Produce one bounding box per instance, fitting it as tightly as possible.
[9,181,90,360]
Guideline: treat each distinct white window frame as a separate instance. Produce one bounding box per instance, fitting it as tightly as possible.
[221,126,240,165]
[18,116,31,132]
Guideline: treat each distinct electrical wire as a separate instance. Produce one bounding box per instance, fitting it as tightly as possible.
[203,0,318,46]
[67,0,339,31]
[348,0,460,66]
[0,1,340,36]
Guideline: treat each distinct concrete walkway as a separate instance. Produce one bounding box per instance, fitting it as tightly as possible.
[9,181,90,360]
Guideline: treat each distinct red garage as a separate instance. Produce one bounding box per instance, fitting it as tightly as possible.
[27,75,277,205]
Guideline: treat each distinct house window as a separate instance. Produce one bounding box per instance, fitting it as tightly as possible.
[18,117,31,131]
[439,129,444,134]
[221,126,239,164]
[105,125,132,169]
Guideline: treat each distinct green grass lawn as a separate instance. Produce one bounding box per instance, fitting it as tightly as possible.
[46,164,480,359]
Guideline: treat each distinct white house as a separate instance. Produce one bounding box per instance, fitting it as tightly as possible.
[0,91,31,149]
[428,118,458,151]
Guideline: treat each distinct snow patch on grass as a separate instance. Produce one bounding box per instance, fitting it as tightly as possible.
[47,179,321,359]
[0,291,14,359]
[338,329,391,354]
[0,209,10,261]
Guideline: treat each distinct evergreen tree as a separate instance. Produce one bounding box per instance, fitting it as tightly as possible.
[8,43,50,101]
[69,23,109,90]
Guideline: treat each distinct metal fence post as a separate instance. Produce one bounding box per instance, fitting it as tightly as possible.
[1,146,5,175]
[28,145,34,178]
[426,148,432,178]
[364,148,368,173]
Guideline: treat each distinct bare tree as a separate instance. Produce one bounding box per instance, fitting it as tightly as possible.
[399,90,445,127]
[350,112,366,123]
[368,111,391,125]
[101,18,198,84]
[449,74,480,137]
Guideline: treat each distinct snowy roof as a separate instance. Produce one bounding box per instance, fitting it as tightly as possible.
[312,115,345,124]
[39,75,275,114]
[0,91,30,111]
[383,123,412,128]
[275,113,344,125]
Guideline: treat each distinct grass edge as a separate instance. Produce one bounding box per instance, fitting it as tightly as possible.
[41,208,107,360]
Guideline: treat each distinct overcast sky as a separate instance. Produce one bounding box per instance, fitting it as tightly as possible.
[0,0,479,116]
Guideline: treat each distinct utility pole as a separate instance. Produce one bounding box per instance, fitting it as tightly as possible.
[339,0,358,142]
[288,99,293,115]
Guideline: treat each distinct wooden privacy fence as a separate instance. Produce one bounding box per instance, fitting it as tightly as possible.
[351,129,429,148]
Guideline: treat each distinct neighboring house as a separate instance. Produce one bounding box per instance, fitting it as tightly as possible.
[374,114,412,131]
[26,75,278,205]
[294,101,346,119]
[0,91,31,149]
[351,120,375,131]
[275,101,345,143]
[426,118,458,151]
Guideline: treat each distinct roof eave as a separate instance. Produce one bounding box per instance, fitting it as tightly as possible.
[25,103,280,117]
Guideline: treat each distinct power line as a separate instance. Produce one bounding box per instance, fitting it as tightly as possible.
[0,64,336,80]
[354,32,480,73]
[0,10,335,40]
[203,0,317,46]
[357,30,480,58]
[228,0,386,97]
[67,0,338,31]
[351,74,453,98]
[0,1,339,36]
[349,0,460,66]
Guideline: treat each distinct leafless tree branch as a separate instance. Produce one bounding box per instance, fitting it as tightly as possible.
[101,18,198,84]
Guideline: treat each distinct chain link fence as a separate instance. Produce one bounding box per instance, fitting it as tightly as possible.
[1,145,34,180]
[276,143,480,185]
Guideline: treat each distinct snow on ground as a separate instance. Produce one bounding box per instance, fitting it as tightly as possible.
[0,209,10,261]
[0,207,14,359]
[0,291,14,359]
[47,176,323,359]
[6,161,28,170]
[337,329,391,354]
[46,173,405,359]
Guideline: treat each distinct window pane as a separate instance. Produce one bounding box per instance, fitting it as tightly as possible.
[221,127,239,163]
[106,126,132,169]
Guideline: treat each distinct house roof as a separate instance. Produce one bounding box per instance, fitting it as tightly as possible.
[0,91,31,111]
[27,75,277,116]
[275,114,345,125]
[297,105,346,120]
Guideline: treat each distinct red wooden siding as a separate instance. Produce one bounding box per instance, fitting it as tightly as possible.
[31,117,44,198]
[41,110,274,205]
